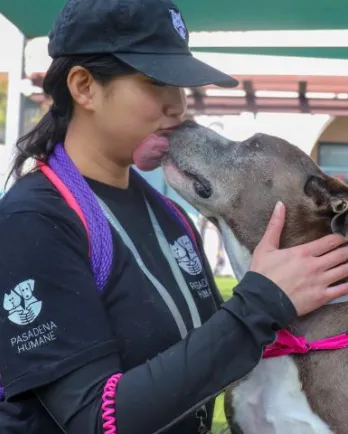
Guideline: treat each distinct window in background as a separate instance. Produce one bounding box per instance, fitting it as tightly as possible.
[318,142,348,183]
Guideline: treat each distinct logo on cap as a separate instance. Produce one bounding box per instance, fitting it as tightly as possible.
[169,9,187,40]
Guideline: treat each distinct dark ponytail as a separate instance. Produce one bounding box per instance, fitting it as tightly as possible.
[9,54,135,181]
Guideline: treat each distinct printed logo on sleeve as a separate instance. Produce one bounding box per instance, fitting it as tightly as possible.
[3,279,42,326]
[3,279,58,354]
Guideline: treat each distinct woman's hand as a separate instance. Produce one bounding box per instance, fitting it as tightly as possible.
[249,201,348,316]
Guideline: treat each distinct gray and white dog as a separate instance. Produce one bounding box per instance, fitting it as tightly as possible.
[162,120,348,434]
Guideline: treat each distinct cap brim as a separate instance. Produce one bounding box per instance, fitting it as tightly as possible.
[114,53,239,88]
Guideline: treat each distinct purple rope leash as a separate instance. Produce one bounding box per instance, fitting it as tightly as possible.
[48,143,113,292]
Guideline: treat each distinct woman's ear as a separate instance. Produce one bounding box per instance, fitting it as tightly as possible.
[66,66,96,112]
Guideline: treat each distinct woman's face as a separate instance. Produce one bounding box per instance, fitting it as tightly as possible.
[69,69,187,166]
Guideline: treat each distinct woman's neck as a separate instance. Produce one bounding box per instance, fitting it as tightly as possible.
[64,124,130,189]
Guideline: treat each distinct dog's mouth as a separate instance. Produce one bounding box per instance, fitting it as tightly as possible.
[163,155,213,200]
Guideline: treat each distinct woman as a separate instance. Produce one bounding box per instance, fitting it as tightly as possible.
[1,1,348,433]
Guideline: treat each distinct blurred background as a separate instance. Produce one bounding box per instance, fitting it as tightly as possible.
[2,2,348,280]
[1,2,348,432]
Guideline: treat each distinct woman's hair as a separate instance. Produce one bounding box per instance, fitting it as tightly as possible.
[9,54,135,181]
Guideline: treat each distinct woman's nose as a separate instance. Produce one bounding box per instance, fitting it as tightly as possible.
[163,88,187,122]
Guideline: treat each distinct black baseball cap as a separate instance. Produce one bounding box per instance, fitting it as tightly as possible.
[48,0,239,88]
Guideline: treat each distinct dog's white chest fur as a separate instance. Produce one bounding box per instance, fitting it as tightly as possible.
[230,357,333,434]
[216,217,334,433]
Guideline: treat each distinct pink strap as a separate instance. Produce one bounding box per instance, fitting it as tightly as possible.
[102,373,123,434]
[310,333,348,350]
[38,162,91,255]
[263,329,348,358]
[163,197,198,249]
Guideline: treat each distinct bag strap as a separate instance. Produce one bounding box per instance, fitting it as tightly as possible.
[38,162,91,255]
[162,196,198,249]
[130,169,198,250]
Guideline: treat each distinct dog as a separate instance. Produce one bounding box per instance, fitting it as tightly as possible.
[161,120,348,434]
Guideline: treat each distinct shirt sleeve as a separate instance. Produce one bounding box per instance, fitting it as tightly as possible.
[35,272,296,434]
[0,211,119,399]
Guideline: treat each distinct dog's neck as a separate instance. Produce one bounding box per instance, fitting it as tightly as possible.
[217,217,251,281]
[217,217,348,306]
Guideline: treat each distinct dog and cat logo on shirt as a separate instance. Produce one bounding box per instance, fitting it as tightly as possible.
[170,235,211,300]
[170,235,202,276]
[2,279,58,355]
[3,279,42,326]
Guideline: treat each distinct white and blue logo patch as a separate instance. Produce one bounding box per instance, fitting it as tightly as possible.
[170,235,202,276]
[3,279,42,326]
[169,9,187,40]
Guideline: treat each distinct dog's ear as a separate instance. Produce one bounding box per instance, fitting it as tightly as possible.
[331,207,348,238]
[305,176,348,238]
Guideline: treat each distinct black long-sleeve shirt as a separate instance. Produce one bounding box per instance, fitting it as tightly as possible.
[0,171,295,433]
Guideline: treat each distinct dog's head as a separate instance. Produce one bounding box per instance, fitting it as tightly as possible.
[162,120,348,259]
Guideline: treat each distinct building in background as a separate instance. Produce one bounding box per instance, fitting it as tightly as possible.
[311,116,348,183]
[1,18,348,275]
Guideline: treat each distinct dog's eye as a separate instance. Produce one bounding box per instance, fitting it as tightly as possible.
[193,179,212,199]
[183,170,212,199]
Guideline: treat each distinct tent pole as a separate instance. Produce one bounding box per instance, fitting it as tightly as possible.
[3,30,26,186]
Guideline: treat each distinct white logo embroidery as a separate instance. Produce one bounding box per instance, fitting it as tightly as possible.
[3,279,42,326]
[170,235,202,276]
[169,9,187,40]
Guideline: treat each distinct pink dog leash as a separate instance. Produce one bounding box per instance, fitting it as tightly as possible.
[263,329,348,358]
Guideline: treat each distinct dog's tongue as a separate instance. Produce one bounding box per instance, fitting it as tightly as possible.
[133,134,169,171]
